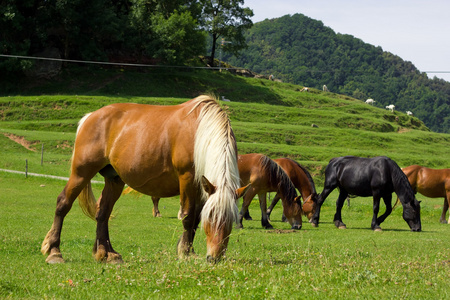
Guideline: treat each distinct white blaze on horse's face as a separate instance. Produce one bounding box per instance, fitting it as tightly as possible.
[201,176,240,262]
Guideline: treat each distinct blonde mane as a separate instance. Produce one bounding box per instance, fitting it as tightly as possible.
[191,96,240,230]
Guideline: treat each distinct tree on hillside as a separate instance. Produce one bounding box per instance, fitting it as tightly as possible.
[199,0,253,66]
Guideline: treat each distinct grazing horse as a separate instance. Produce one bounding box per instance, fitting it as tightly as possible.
[41,95,243,264]
[400,165,450,224]
[236,153,303,230]
[265,158,318,221]
[310,156,421,231]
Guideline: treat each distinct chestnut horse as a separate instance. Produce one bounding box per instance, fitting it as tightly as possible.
[310,156,421,231]
[236,153,303,230]
[266,158,318,221]
[400,165,450,224]
[41,96,242,263]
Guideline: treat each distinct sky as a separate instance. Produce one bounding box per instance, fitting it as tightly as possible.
[243,0,450,82]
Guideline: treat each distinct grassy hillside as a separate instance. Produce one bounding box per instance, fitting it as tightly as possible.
[224,14,450,134]
[1,67,448,185]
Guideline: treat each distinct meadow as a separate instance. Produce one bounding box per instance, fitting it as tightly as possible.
[1,68,449,299]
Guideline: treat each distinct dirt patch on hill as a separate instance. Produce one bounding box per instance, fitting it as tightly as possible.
[2,133,39,151]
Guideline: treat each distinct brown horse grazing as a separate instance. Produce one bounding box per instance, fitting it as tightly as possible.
[266,158,318,221]
[236,153,303,230]
[41,95,243,264]
[400,165,450,224]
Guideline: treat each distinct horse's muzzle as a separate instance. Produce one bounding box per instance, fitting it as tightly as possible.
[291,224,302,230]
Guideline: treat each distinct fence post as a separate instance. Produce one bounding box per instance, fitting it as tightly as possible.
[41,143,44,166]
[25,159,28,178]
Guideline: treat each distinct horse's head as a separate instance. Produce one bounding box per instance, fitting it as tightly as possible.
[302,193,318,221]
[283,195,303,230]
[402,199,422,232]
[201,178,250,263]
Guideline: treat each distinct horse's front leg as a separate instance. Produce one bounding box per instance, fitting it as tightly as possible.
[266,193,281,221]
[41,176,90,263]
[93,176,125,263]
[311,185,335,227]
[371,194,382,231]
[376,194,393,228]
[333,191,348,229]
[177,176,202,258]
[258,193,273,229]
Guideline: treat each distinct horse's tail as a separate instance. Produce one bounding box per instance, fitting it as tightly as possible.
[122,186,143,197]
[74,112,97,220]
[192,95,240,230]
[78,182,97,220]
[393,197,401,210]
[262,156,297,202]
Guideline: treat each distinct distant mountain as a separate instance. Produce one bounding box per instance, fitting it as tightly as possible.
[224,14,450,133]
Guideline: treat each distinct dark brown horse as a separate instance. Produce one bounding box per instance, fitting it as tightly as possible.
[41,96,243,263]
[236,153,303,230]
[400,165,450,224]
[266,158,318,221]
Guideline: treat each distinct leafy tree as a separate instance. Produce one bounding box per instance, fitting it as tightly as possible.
[199,0,253,66]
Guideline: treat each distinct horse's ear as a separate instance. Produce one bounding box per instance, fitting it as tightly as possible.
[235,184,251,199]
[201,176,216,196]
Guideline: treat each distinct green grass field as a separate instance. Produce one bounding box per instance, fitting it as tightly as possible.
[1,172,449,299]
[1,68,449,299]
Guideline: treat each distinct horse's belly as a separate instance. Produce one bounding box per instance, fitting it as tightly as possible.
[128,174,180,198]
[417,185,445,198]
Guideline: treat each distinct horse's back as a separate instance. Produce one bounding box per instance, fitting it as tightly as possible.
[416,166,449,197]
[73,101,199,196]
[238,153,267,187]
[327,156,395,196]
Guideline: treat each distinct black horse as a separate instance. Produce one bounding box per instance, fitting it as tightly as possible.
[311,156,421,232]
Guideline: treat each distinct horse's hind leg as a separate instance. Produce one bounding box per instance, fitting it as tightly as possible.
[93,176,125,263]
[441,191,450,224]
[41,175,91,263]
[266,193,281,221]
[370,194,383,231]
[333,191,348,229]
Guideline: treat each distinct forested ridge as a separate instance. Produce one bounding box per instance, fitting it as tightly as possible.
[225,14,450,133]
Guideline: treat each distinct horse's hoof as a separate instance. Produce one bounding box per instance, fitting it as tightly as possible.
[244,216,253,221]
[46,253,65,264]
[264,224,274,230]
[439,219,448,224]
[335,221,346,229]
[311,223,318,227]
[374,228,382,232]
[106,253,123,264]
[236,224,243,229]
